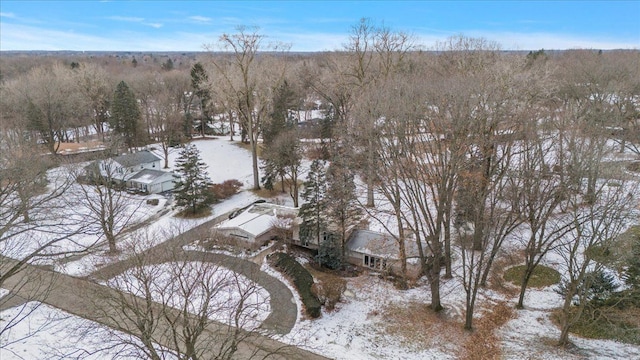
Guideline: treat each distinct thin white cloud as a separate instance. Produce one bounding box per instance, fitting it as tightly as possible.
[0,12,16,18]
[461,30,639,50]
[107,16,144,22]
[0,23,122,51]
[105,16,162,29]
[1,21,637,52]
[189,16,212,23]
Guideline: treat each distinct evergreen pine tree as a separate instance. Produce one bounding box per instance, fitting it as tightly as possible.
[624,234,640,302]
[191,62,212,135]
[261,80,299,192]
[326,145,362,256]
[173,144,215,214]
[162,58,174,71]
[263,80,298,146]
[299,160,328,246]
[111,81,142,150]
[316,232,343,270]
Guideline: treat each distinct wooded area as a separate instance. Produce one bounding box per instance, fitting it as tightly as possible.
[1,22,639,352]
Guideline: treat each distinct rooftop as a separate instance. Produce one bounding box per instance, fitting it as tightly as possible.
[128,169,176,184]
[113,150,161,168]
[216,203,298,238]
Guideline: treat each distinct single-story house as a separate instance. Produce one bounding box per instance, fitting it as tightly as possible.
[213,203,298,249]
[346,229,424,278]
[127,169,178,194]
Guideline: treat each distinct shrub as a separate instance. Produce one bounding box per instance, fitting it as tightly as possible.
[210,179,243,200]
[146,198,159,206]
[315,237,343,270]
[268,252,321,318]
[626,161,640,173]
[311,275,346,311]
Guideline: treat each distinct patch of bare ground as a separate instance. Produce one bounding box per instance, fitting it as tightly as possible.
[487,251,523,297]
[458,301,516,360]
[250,186,281,198]
[174,208,212,218]
[375,298,515,358]
[232,140,263,156]
[377,301,464,353]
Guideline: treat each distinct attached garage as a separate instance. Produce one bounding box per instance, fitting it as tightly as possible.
[127,169,178,194]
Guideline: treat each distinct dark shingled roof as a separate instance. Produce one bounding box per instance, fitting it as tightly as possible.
[112,150,161,168]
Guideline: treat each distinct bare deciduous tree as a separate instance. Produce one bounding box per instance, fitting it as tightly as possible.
[0,129,88,344]
[205,26,290,190]
[555,178,636,346]
[83,233,289,360]
[74,158,142,254]
[9,63,88,153]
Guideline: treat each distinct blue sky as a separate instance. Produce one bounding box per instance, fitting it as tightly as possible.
[1,1,638,51]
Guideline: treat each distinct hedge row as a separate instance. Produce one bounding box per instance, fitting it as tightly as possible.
[268,252,321,318]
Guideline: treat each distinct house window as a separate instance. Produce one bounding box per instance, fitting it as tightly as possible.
[363,255,386,270]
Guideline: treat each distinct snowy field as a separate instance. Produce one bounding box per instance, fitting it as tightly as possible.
[150,137,255,187]
[0,295,166,360]
[266,262,640,360]
[2,137,640,359]
[108,262,271,330]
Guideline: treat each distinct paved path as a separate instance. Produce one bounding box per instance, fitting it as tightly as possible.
[88,207,298,334]
[91,250,297,335]
[1,256,325,360]
[1,204,325,359]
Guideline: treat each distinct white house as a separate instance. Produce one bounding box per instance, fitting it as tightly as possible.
[107,150,162,180]
[127,169,178,194]
[214,203,298,249]
[84,150,176,194]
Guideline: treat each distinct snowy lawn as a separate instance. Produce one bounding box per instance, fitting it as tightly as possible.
[151,137,256,187]
[4,137,640,359]
[107,262,271,330]
[263,253,640,360]
[1,164,168,264]
[58,138,263,276]
[0,300,168,360]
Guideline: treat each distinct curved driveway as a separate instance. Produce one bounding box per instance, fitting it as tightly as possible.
[91,250,297,335]
[89,212,297,335]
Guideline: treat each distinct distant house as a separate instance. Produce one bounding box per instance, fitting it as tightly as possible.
[55,141,107,157]
[109,150,162,178]
[127,169,178,194]
[214,203,298,249]
[345,229,424,278]
[90,150,161,182]
[83,150,176,194]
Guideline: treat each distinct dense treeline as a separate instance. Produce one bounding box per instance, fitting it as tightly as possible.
[1,21,639,346]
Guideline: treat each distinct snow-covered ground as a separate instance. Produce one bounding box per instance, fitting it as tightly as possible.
[108,262,271,330]
[150,137,256,187]
[0,299,164,360]
[2,137,640,359]
[265,259,640,360]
